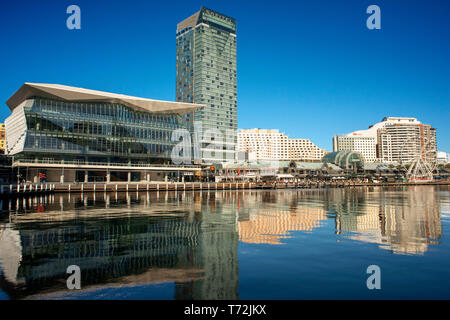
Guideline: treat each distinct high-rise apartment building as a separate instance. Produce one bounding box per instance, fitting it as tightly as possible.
[377,120,436,163]
[238,129,326,162]
[333,135,377,162]
[176,7,237,164]
[333,117,437,164]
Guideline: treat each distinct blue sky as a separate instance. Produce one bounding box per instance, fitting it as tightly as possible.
[0,0,449,151]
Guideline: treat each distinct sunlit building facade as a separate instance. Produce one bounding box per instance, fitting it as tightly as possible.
[332,135,377,162]
[238,129,326,162]
[437,151,450,164]
[333,117,437,164]
[377,119,437,164]
[0,123,5,152]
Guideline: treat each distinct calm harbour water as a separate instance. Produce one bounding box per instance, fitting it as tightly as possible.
[0,186,449,300]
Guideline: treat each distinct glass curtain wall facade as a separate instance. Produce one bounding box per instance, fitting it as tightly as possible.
[176,6,237,164]
[7,97,189,164]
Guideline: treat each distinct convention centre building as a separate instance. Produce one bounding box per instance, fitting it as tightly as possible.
[4,83,204,183]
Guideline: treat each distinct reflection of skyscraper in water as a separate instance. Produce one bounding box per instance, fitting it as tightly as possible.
[330,187,442,255]
[0,218,204,299]
[0,192,239,300]
[176,192,239,299]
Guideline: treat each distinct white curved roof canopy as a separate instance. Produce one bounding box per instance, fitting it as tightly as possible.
[6,83,204,115]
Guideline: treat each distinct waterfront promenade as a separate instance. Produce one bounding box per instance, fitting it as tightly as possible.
[1,180,449,196]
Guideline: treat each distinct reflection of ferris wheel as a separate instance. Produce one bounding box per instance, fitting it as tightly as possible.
[401,135,436,182]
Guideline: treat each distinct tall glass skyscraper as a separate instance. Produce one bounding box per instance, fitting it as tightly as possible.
[176,6,237,164]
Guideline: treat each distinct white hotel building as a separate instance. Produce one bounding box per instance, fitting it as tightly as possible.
[332,135,377,162]
[333,117,437,164]
[237,129,326,162]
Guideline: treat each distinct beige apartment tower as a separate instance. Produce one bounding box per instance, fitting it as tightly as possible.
[333,117,437,164]
[238,129,326,162]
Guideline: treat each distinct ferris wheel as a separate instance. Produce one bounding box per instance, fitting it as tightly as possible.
[401,135,437,182]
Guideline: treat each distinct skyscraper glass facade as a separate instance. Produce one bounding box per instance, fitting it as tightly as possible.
[176,7,237,163]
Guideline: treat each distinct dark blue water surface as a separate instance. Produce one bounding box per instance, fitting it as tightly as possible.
[0,186,449,299]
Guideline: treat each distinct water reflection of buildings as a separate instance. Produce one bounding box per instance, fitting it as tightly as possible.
[0,191,239,300]
[238,208,327,245]
[329,187,443,255]
[0,187,446,299]
[219,190,328,245]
